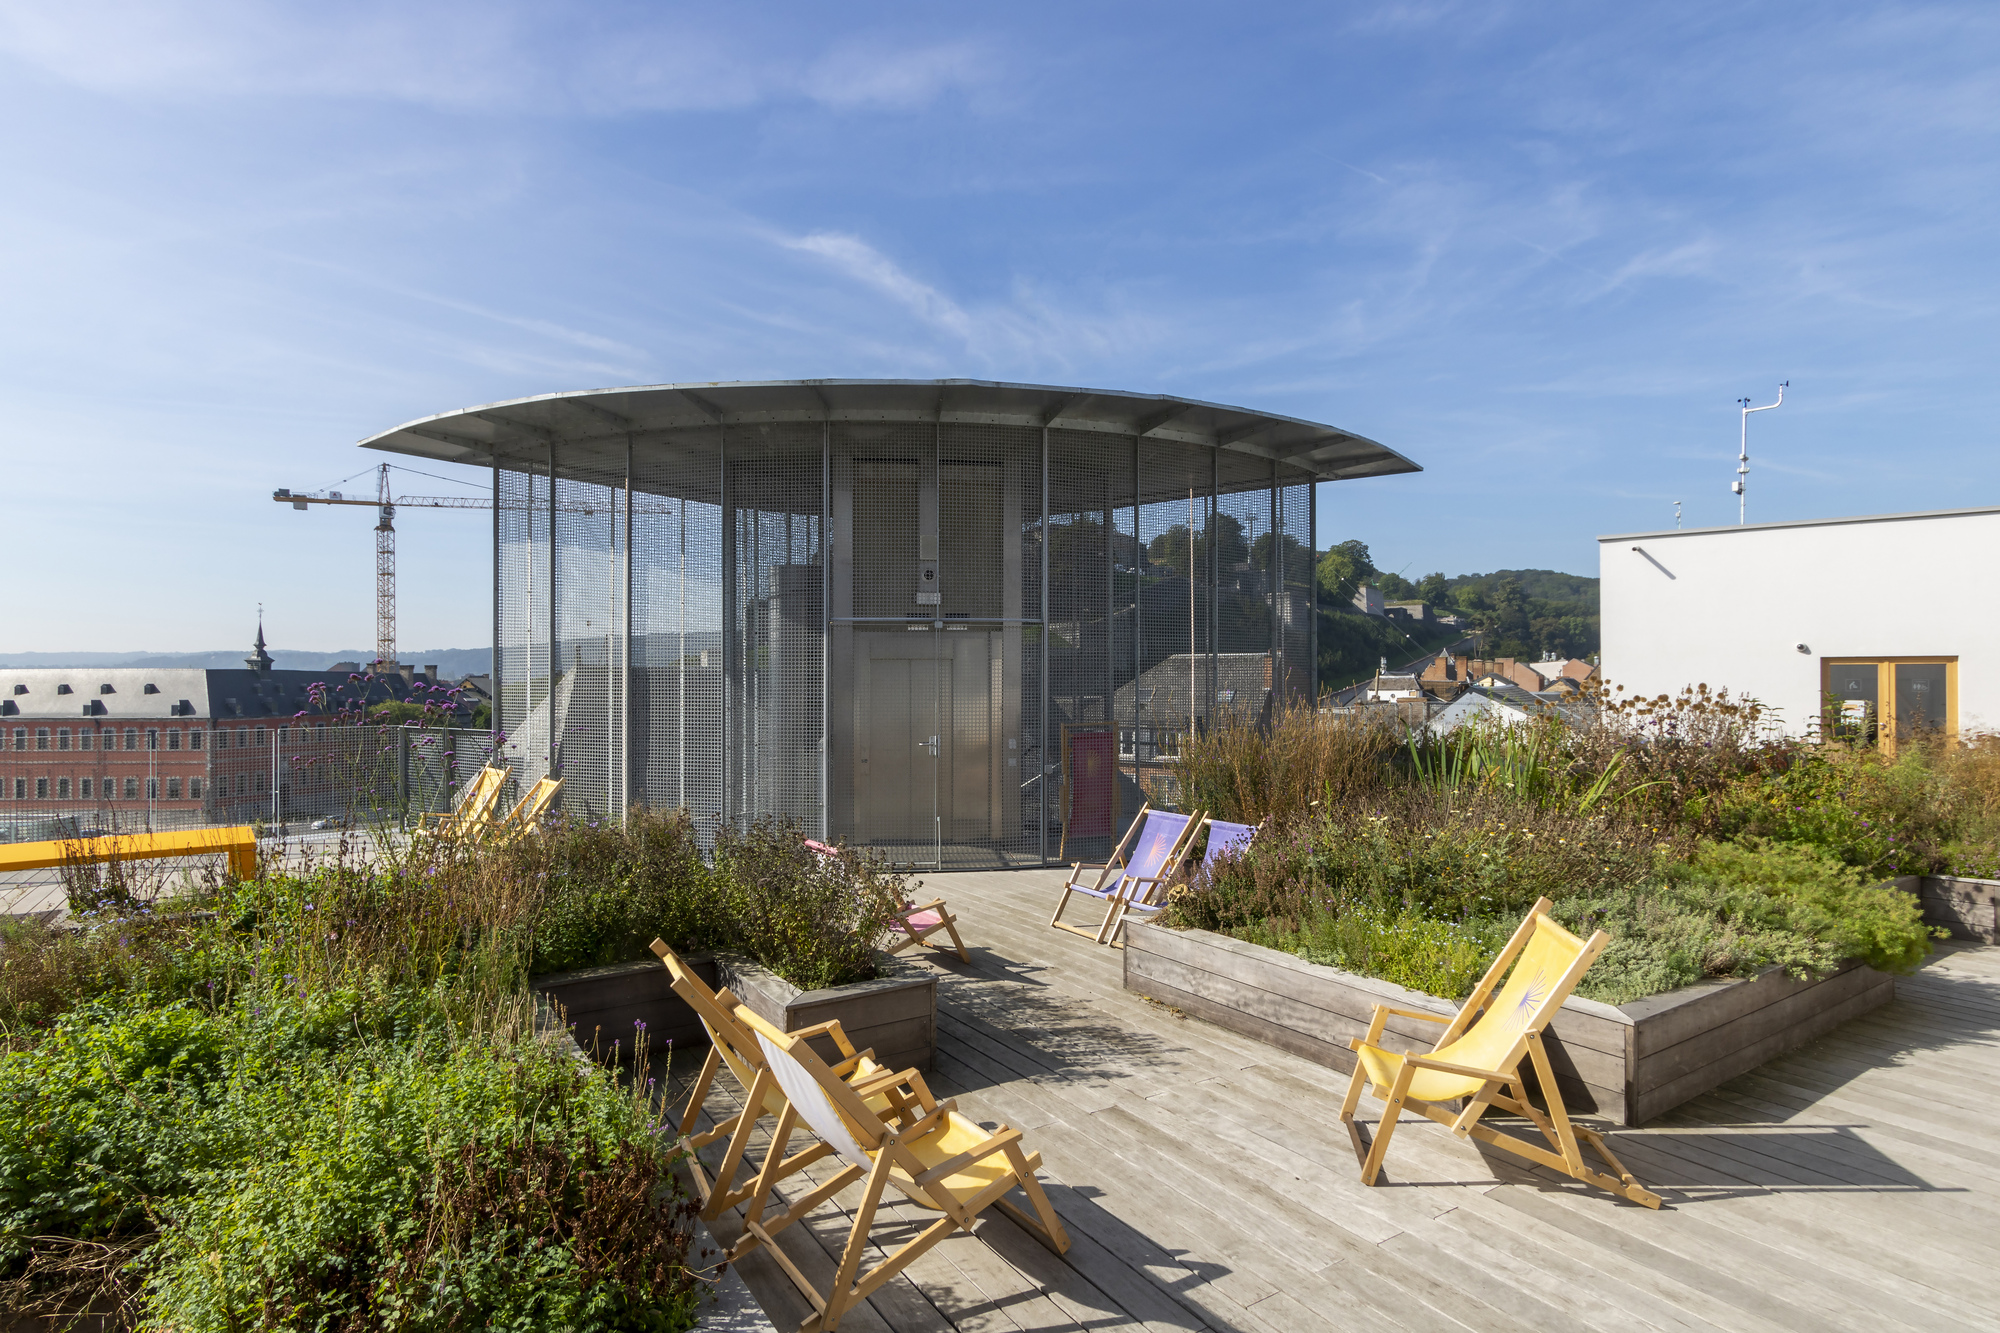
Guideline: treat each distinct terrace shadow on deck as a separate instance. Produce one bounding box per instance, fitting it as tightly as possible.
[660,867,2000,1333]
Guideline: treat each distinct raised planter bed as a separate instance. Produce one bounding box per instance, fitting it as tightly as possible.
[1894,874,2000,944]
[1124,921,1893,1125]
[720,953,937,1073]
[530,951,939,1073]
[531,953,718,1060]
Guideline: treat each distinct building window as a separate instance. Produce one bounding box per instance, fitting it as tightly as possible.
[9,728,21,751]
[1823,658,1958,751]
[56,777,70,799]
[10,778,21,800]
[238,727,249,748]
[189,729,203,751]
[34,728,49,751]
[253,772,266,794]
[80,778,92,798]
[189,777,203,799]
[146,729,159,751]
[123,777,139,799]
[57,728,70,752]
[146,777,159,800]
[35,778,48,799]
[167,729,181,751]
[236,773,248,796]
[315,723,326,742]
[166,777,181,799]
[253,726,265,748]
[123,728,137,751]
[79,728,92,751]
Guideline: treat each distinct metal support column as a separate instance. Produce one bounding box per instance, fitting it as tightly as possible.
[491,462,502,755]
[1131,435,1142,801]
[548,442,559,780]
[1210,448,1219,730]
[719,430,733,825]
[1269,460,1280,706]
[1040,425,1050,863]
[820,419,831,840]
[1308,480,1318,706]
[622,435,633,822]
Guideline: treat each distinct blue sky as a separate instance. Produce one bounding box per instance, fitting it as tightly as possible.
[2,2,1995,652]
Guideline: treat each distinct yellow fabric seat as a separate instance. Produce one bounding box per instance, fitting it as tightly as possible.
[649,940,931,1224]
[1340,898,1661,1210]
[745,1026,1069,1332]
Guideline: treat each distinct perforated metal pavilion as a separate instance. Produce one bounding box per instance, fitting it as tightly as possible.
[361,379,1419,868]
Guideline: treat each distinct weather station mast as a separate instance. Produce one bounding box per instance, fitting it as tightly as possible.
[1733,382,1788,524]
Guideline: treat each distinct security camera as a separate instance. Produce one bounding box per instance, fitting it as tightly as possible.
[1795,644,1810,654]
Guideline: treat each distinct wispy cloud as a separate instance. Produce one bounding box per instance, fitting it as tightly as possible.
[0,2,996,114]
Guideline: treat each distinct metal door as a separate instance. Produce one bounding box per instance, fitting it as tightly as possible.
[857,629,944,864]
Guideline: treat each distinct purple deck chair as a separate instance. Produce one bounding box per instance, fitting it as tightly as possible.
[1049,802,1203,946]
[1104,817,1261,944]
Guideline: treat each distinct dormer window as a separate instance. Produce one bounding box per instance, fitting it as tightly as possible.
[56,683,72,695]
[143,683,160,695]
[99,684,115,695]
[9,685,23,696]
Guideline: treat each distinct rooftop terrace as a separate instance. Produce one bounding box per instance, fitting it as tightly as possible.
[679,866,2000,1333]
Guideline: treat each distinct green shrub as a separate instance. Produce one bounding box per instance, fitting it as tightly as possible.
[715,819,900,991]
[514,808,724,975]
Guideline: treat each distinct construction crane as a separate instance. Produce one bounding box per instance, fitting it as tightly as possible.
[275,463,556,673]
[276,464,645,672]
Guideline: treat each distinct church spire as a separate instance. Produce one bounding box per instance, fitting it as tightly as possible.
[246,606,274,673]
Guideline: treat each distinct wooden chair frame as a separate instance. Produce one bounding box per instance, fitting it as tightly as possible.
[743,1026,1070,1333]
[879,891,969,962]
[1102,814,1260,945]
[1049,802,1203,945]
[805,838,971,963]
[1337,897,1661,1209]
[650,940,930,1227]
[486,775,563,844]
[415,763,510,840]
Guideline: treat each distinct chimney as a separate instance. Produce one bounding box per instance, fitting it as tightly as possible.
[423,664,438,685]
[398,664,415,685]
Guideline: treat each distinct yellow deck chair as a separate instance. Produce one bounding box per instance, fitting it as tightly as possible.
[1339,897,1661,1209]
[744,1026,1070,1333]
[485,775,563,844]
[649,941,929,1227]
[416,764,510,839]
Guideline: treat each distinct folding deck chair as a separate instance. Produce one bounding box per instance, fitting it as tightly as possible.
[743,1026,1070,1332]
[650,940,930,1226]
[485,775,563,845]
[1049,802,1202,945]
[415,763,509,840]
[805,837,970,962]
[1339,896,1661,1209]
[1102,814,1260,944]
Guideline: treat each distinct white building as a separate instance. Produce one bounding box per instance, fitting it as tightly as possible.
[1351,584,1385,616]
[1599,505,1995,741]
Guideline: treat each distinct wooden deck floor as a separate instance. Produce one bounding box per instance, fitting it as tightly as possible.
[676,868,2000,1333]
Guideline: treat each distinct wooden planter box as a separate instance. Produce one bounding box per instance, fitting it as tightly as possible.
[531,951,938,1073]
[720,953,937,1073]
[530,954,717,1061]
[1893,874,2000,944]
[1124,922,1893,1125]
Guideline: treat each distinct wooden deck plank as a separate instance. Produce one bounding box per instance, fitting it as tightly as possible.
[678,867,2000,1333]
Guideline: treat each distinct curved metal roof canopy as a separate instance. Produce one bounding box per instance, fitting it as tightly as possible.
[358,379,1420,483]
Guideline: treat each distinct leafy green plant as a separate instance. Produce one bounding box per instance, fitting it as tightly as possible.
[714,819,900,991]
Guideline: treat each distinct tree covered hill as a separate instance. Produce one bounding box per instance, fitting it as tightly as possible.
[1315,542,1599,688]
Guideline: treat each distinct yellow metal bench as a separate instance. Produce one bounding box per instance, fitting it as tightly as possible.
[0,826,258,882]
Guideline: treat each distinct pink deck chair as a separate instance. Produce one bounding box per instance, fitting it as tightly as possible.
[1049,802,1202,946]
[806,838,969,963]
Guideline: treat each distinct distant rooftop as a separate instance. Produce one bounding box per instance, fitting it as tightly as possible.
[1600,502,2000,544]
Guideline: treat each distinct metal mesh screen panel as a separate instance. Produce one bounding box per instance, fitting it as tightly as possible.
[1277,473,1315,709]
[552,465,621,818]
[630,429,725,828]
[1047,428,1135,861]
[728,425,824,831]
[496,464,550,800]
